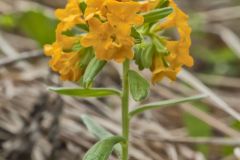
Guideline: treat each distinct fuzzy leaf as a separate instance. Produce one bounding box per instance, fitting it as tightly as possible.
[129,70,150,101]
[81,115,122,157]
[131,27,142,44]
[83,57,107,88]
[134,44,145,70]
[79,47,94,68]
[80,2,87,13]
[48,87,121,97]
[18,11,57,46]
[157,0,169,8]
[142,7,173,23]
[152,36,169,55]
[83,136,125,160]
[141,43,154,68]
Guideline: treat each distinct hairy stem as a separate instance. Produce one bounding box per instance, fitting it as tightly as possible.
[122,60,130,160]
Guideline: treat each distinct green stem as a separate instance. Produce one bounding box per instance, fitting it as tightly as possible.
[122,60,130,160]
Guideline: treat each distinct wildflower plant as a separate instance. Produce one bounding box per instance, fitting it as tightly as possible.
[44,0,206,159]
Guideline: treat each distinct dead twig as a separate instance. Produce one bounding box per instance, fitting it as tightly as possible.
[0,50,43,67]
[0,31,19,58]
[197,73,240,89]
[199,5,240,22]
[179,69,240,121]
[153,85,240,138]
[138,135,240,146]
[211,24,240,59]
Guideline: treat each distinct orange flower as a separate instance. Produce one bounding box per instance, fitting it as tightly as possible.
[151,53,180,82]
[84,0,107,20]
[81,18,134,62]
[106,0,144,36]
[151,0,193,83]
[55,0,84,32]
[55,24,81,50]
[55,0,84,46]
[44,42,84,81]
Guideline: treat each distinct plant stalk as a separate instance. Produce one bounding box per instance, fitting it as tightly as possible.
[121,60,130,160]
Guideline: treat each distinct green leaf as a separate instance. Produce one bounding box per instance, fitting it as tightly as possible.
[151,0,169,9]
[77,23,89,32]
[157,0,169,8]
[134,42,154,70]
[81,115,122,157]
[129,70,150,101]
[152,36,169,55]
[131,27,142,44]
[83,57,107,88]
[62,25,87,37]
[72,43,83,52]
[83,136,125,160]
[129,94,208,118]
[0,11,57,46]
[142,7,173,23]
[138,23,150,35]
[18,11,57,46]
[80,2,87,13]
[134,44,145,70]
[81,115,113,139]
[161,56,170,67]
[79,47,94,68]
[141,43,154,68]
[48,87,121,97]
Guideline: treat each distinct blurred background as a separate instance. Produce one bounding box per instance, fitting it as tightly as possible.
[0,0,240,160]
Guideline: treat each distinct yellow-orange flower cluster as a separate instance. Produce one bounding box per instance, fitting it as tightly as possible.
[149,0,193,83]
[44,0,193,83]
